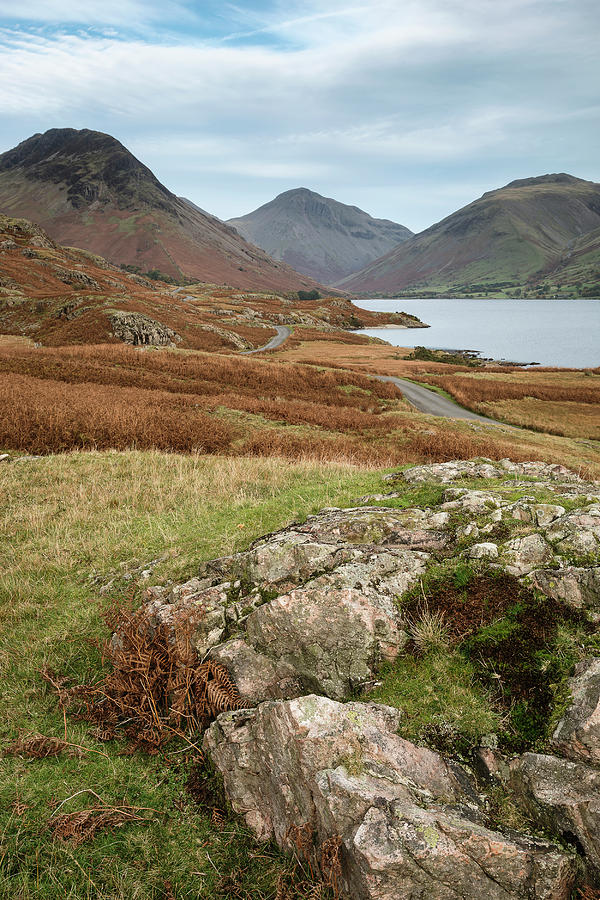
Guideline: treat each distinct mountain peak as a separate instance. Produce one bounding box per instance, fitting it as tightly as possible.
[502,173,584,191]
[0,128,323,292]
[228,188,412,283]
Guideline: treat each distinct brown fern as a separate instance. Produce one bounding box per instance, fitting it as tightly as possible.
[50,599,243,753]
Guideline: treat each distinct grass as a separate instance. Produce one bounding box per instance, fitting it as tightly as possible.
[0,450,385,898]
[371,650,501,751]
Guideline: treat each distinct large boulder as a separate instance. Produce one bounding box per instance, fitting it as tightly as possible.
[204,695,576,899]
[529,567,600,620]
[244,587,404,700]
[501,533,554,576]
[551,658,600,765]
[510,752,600,873]
[545,506,600,557]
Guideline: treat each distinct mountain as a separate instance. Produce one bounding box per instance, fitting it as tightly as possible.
[338,174,600,295]
[0,129,324,293]
[227,188,413,284]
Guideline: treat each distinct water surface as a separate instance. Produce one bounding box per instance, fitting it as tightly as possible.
[354,298,600,368]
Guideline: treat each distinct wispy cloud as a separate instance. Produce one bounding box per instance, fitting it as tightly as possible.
[0,0,598,230]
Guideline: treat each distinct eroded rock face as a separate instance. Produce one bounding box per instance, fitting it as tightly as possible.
[109,310,181,346]
[245,588,404,700]
[510,752,600,872]
[204,695,576,899]
[551,658,600,764]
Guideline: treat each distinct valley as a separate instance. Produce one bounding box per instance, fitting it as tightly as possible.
[1,127,600,900]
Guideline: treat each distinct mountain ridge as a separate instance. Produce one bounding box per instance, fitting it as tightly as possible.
[0,129,325,293]
[338,173,600,296]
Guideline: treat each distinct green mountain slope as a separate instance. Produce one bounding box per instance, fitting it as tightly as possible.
[338,174,600,296]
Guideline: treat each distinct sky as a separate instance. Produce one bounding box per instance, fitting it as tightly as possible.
[0,0,599,232]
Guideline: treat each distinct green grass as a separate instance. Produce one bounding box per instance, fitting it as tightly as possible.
[371,650,500,751]
[0,450,387,899]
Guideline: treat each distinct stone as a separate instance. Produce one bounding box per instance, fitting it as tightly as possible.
[244,587,404,700]
[302,548,428,602]
[529,567,600,620]
[457,523,479,539]
[551,658,600,765]
[545,507,600,557]
[442,488,503,513]
[205,695,576,899]
[109,310,181,347]
[510,752,600,872]
[535,505,567,527]
[209,638,301,703]
[141,582,229,657]
[502,533,554,576]
[468,542,499,559]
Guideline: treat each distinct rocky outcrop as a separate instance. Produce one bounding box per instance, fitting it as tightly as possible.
[551,658,600,764]
[204,695,576,899]
[124,457,600,892]
[509,752,600,872]
[108,310,181,347]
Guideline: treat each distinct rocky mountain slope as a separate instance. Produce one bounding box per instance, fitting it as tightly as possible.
[227,187,413,284]
[339,174,600,296]
[0,129,325,292]
[116,457,600,896]
[0,213,417,350]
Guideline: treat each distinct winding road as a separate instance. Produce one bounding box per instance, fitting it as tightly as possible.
[373,374,502,424]
[242,325,292,355]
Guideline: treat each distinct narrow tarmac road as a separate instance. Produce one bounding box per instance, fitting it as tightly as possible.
[373,374,502,424]
[242,325,292,355]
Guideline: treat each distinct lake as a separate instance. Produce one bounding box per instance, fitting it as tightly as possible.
[354,298,600,368]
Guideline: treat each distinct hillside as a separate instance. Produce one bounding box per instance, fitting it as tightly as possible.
[0,129,325,293]
[0,213,423,350]
[339,174,600,296]
[227,187,412,284]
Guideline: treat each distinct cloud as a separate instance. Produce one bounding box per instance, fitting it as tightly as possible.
[0,0,598,230]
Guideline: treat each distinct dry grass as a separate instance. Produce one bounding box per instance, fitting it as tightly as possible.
[0,342,546,466]
[411,370,600,439]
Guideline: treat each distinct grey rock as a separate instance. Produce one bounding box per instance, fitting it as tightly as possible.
[510,751,600,871]
[468,542,499,559]
[545,507,600,557]
[109,310,181,347]
[529,567,600,619]
[502,533,554,576]
[551,658,600,765]
[205,695,576,899]
[245,587,404,700]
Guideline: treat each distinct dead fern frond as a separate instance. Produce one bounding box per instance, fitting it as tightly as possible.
[48,805,152,846]
[4,733,74,759]
[64,600,243,752]
[320,835,343,899]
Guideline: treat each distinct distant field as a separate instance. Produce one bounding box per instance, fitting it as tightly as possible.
[0,341,563,469]
[277,338,600,470]
[408,368,600,440]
